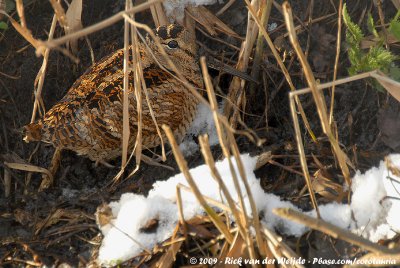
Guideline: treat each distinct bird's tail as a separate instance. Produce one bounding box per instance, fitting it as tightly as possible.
[23,121,43,143]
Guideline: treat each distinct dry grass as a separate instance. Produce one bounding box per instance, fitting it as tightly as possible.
[2,0,400,266]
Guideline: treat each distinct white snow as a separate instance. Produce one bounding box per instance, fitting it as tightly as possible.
[179,103,221,156]
[97,154,400,265]
[382,154,400,233]
[163,0,223,22]
[268,22,277,32]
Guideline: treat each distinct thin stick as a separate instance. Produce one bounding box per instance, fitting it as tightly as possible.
[376,0,388,48]
[228,124,269,259]
[244,0,317,142]
[198,135,246,237]
[121,0,131,167]
[152,1,168,26]
[36,0,161,55]
[292,70,377,96]
[4,169,11,198]
[262,227,305,268]
[122,18,172,164]
[289,95,320,217]
[329,0,343,125]
[224,0,260,127]
[4,162,53,184]
[283,1,351,187]
[216,0,236,16]
[176,185,188,248]
[178,184,232,213]
[273,208,400,255]
[15,0,27,28]
[162,125,234,244]
[30,14,58,123]
[249,0,272,98]
[129,2,144,175]
[200,57,259,264]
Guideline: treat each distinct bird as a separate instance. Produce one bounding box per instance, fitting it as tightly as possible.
[23,24,203,164]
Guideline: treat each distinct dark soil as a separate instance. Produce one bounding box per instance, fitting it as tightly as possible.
[1,0,399,267]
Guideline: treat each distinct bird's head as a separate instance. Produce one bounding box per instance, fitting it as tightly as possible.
[144,24,201,85]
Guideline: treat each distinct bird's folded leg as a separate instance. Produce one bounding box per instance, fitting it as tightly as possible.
[39,148,61,191]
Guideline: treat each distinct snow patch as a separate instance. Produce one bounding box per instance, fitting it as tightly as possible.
[179,103,221,156]
[98,154,400,265]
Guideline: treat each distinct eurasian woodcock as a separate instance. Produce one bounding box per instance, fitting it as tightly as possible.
[23,24,203,163]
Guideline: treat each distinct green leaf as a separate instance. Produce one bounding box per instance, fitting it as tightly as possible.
[367,13,379,38]
[343,4,364,44]
[0,21,8,30]
[389,10,400,41]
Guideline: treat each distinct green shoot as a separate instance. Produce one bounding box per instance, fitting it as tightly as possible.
[343,3,398,81]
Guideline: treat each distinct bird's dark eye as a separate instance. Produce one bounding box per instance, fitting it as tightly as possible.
[167,40,179,49]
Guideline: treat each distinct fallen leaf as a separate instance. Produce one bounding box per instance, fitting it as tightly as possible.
[155,240,183,268]
[186,223,216,239]
[186,6,240,38]
[374,71,400,102]
[95,203,114,227]
[4,161,53,182]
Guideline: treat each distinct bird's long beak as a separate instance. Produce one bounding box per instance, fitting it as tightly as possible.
[205,56,259,84]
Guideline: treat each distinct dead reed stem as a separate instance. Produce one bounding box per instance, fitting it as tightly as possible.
[198,135,246,237]
[149,0,168,27]
[49,0,67,29]
[216,0,236,16]
[329,0,343,125]
[274,208,400,255]
[121,0,132,167]
[4,162,53,185]
[293,71,377,95]
[4,169,11,198]
[249,0,272,97]
[30,14,57,123]
[201,57,267,265]
[123,17,168,166]
[288,95,320,217]
[129,1,144,175]
[15,0,26,28]
[35,0,161,55]
[162,125,235,244]
[283,2,351,188]
[262,227,305,268]
[376,0,388,48]
[177,183,232,213]
[244,0,317,143]
[176,185,189,247]
[224,0,260,127]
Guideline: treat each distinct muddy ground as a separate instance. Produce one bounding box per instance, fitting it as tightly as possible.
[1,0,399,267]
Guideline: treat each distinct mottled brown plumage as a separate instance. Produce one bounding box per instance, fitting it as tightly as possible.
[24,24,203,162]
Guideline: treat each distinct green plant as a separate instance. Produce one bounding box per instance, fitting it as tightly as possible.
[0,0,16,30]
[342,3,399,81]
[389,10,400,41]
